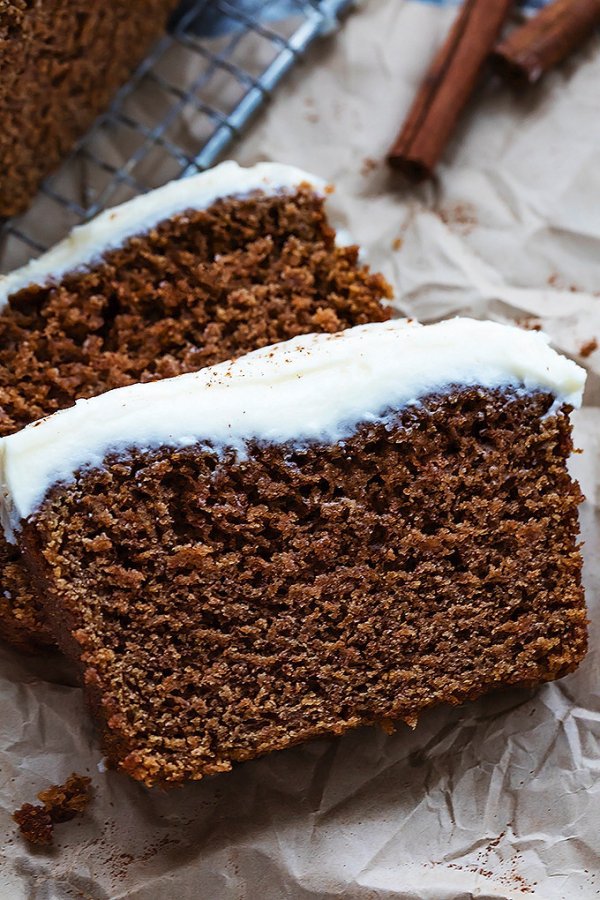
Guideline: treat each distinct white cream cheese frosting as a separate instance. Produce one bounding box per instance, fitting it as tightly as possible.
[0,318,586,540]
[0,161,327,306]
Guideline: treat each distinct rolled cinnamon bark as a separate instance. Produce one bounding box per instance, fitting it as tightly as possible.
[387,0,514,182]
[492,0,600,86]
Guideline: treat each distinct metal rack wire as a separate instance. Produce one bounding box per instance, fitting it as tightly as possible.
[0,0,354,273]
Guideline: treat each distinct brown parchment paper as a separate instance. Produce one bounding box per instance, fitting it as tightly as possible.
[2,2,600,897]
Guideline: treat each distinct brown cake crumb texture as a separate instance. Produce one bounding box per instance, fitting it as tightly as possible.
[13,773,92,845]
[0,0,178,217]
[0,188,391,650]
[21,388,586,788]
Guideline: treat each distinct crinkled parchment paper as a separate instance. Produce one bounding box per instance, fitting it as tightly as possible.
[2,2,600,897]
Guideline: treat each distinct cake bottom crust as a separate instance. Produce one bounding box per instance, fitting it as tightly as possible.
[20,387,587,786]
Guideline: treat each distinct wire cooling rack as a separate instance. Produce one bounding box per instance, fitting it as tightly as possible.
[0,0,354,273]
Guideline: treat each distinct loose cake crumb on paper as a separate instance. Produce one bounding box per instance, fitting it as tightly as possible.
[13,774,92,846]
[13,803,53,846]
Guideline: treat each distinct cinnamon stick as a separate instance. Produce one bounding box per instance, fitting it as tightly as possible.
[387,0,514,182]
[492,0,600,86]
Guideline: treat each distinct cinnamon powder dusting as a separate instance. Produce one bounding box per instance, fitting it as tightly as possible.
[580,338,598,358]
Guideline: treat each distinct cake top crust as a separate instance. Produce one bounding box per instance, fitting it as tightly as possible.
[0,317,586,537]
[0,161,328,305]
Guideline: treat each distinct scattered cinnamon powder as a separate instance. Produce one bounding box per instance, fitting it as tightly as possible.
[518,317,542,332]
[579,338,598,358]
[438,201,478,235]
[13,774,92,845]
[361,157,378,176]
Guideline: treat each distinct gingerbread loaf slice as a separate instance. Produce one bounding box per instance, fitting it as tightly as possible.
[0,161,391,649]
[0,0,179,217]
[0,318,587,787]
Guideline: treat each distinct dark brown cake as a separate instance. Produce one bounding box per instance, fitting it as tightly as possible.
[0,174,391,650]
[0,0,178,217]
[3,317,586,786]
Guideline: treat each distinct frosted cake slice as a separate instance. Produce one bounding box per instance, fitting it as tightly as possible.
[0,161,391,649]
[0,318,587,786]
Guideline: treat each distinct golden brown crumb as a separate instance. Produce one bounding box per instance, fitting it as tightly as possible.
[38,773,92,823]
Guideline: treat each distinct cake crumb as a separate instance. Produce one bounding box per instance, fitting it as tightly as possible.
[13,774,92,845]
[579,338,598,358]
[13,804,53,846]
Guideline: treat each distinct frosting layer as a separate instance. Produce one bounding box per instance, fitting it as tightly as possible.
[0,161,326,306]
[0,318,586,539]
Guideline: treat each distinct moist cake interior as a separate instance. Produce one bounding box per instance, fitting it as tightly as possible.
[0,0,178,217]
[19,387,586,786]
[0,187,391,649]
